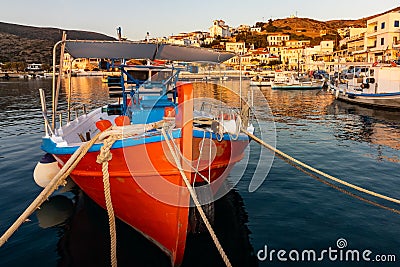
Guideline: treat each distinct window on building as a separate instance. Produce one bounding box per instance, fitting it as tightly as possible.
[381,22,385,29]
[374,25,377,31]
[381,38,385,45]
[395,21,399,27]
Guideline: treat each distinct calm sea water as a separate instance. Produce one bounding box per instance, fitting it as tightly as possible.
[0,77,399,267]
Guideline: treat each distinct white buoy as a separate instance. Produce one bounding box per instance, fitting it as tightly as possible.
[33,153,61,188]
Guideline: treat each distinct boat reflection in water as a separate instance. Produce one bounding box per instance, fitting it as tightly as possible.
[36,182,257,267]
[327,100,400,161]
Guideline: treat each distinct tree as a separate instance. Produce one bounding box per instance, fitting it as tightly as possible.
[255,22,264,28]
[267,59,282,70]
[3,62,12,71]
[42,63,51,72]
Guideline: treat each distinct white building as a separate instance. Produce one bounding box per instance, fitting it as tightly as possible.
[267,33,290,46]
[250,27,262,33]
[209,20,231,38]
[320,40,334,54]
[225,42,246,55]
[26,63,43,72]
[365,11,400,62]
[237,24,250,32]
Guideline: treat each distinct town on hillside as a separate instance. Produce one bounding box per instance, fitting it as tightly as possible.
[1,9,400,75]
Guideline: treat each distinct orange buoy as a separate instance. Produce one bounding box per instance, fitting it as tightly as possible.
[115,115,130,126]
[96,120,112,131]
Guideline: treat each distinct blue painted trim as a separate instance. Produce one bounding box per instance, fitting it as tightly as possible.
[41,128,249,155]
[41,130,181,155]
[346,91,400,97]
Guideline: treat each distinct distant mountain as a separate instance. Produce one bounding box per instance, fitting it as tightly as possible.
[0,22,115,64]
[258,6,400,45]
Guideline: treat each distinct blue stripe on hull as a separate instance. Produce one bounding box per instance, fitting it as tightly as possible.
[41,129,249,155]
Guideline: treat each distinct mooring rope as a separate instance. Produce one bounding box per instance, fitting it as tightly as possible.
[161,127,232,267]
[96,135,119,267]
[93,119,172,267]
[276,151,400,215]
[0,131,102,247]
[241,128,400,205]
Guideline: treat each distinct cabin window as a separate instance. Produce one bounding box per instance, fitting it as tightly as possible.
[381,22,385,29]
[395,21,400,27]
[381,38,385,45]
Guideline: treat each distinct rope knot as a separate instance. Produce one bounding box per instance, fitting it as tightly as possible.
[96,136,118,164]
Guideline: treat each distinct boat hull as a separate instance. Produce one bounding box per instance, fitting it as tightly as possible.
[54,135,249,266]
[336,93,400,110]
[329,84,400,110]
[250,80,273,87]
[272,82,323,90]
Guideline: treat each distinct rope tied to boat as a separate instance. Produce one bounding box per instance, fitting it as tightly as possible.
[161,126,233,267]
[241,128,400,206]
[94,119,173,267]
[96,134,119,267]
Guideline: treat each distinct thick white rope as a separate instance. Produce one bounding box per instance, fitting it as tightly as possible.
[96,135,119,267]
[161,127,232,267]
[242,128,400,205]
[92,120,172,267]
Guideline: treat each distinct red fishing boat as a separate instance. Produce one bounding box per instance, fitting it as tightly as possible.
[35,40,253,266]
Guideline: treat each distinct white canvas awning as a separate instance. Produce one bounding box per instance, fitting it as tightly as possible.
[65,40,235,63]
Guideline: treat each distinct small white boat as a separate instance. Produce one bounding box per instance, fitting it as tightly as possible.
[329,63,400,110]
[250,75,273,87]
[271,72,323,90]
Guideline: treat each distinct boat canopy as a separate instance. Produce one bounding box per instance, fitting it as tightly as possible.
[65,40,235,63]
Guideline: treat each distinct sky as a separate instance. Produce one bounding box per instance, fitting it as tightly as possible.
[1,0,399,40]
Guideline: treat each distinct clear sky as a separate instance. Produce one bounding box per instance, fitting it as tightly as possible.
[1,0,399,40]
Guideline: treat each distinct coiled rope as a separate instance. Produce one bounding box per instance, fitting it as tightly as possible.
[241,128,400,205]
[161,127,232,267]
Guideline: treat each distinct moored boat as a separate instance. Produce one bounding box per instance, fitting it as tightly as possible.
[250,75,273,87]
[329,63,400,110]
[271,71,323,90]
[35,40,253,266]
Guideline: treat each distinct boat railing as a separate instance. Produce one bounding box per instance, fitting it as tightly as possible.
[40,103,89,135]
[197,100,240,120]
[39,89,87,136]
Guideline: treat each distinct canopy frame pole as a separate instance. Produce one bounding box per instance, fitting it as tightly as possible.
[67,59,74,123]
[239,55,242,112]
[51,31,67,131]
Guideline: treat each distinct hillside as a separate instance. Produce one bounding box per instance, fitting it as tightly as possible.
[259,6,400,45]
[266,17,367,45]
[0,22,115,64]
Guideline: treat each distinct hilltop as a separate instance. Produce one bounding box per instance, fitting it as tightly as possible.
[0,22,115,64]
[244,6,400,47]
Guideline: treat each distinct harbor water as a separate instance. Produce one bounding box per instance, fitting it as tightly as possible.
[0,77,399,266]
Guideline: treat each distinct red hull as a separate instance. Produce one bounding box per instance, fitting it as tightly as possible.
[56,137,248,266]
